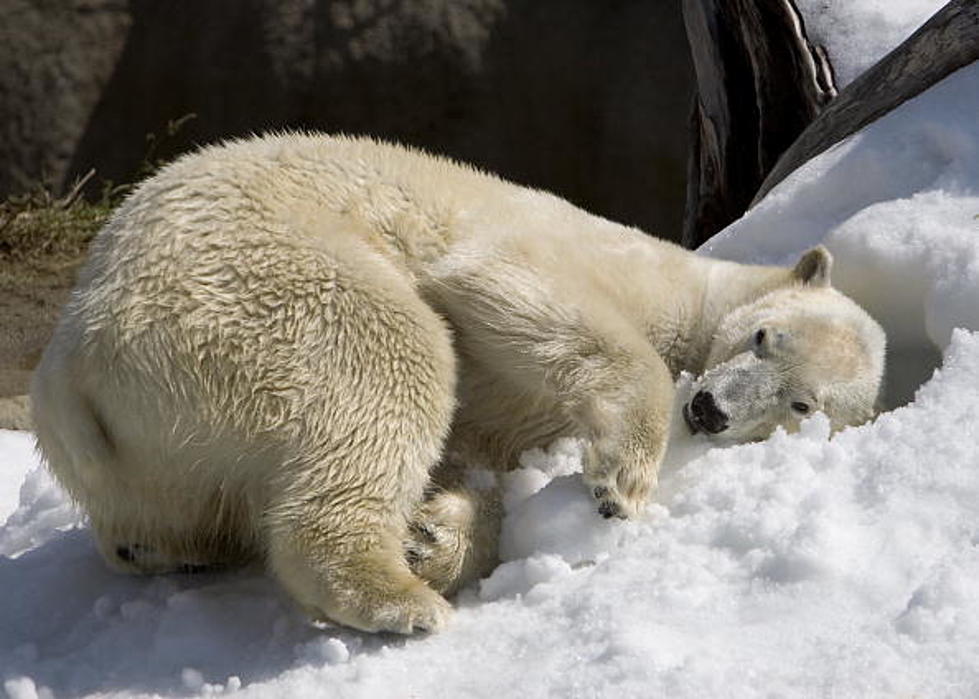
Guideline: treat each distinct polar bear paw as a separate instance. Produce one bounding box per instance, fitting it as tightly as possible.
[359,580,453,635]
[308,576,452,635]
[582,444,655,520]
[111,543,214,574]
[404,492,475,593]
[404,520,463,589]
[588,485,629,519]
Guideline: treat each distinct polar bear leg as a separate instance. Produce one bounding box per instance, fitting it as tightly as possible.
[266,508,453,633]
[579,351,674,519]
[432,261,675,520]
[256,241,457,633]
[263,401,458,634]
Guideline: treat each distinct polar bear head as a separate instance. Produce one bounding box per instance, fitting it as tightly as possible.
[685,247,886,442]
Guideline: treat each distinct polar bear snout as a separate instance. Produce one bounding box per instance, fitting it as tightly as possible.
[685,390,729,435]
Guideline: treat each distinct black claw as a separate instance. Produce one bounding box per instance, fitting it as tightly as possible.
[177,563,210,574]
[117,543,153,561]
[409,522,438,544]
[404,546,422,567]
[598,500,620,519]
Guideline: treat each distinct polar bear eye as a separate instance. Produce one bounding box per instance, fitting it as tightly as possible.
[754,329,766,347]
[791,401,811,414]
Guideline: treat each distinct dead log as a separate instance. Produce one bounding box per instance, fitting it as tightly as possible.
[681,0,835,248]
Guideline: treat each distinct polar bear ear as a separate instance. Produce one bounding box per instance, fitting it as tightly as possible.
[792,246,832,287]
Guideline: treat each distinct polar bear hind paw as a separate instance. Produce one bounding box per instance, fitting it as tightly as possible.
[113,543,214,575]
[326,578,453,635]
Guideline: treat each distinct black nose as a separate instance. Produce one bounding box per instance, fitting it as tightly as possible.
[690,390,729,434]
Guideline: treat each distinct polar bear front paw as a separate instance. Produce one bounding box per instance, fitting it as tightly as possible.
[589,485,628,519]
[582,443,655,520]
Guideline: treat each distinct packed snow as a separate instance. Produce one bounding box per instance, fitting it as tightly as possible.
[3,40,979,699]
[795,0,948,86]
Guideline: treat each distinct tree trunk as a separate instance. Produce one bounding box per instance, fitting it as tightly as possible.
[682,0,835,248]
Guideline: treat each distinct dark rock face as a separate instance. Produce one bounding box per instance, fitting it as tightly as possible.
[681,0,836,248]
[0,0,694,240]
[0,0,131,196]
[754,0,979,204]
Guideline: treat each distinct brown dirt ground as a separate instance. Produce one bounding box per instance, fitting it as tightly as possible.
[0,188,105,430]
[0,255,84,429]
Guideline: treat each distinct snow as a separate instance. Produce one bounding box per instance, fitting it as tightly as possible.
[3,45,979,699]
[795,0,948,86]
[0,432,38,525]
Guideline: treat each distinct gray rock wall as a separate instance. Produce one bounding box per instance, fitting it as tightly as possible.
[0,0,131,195]
[0,0,694,240]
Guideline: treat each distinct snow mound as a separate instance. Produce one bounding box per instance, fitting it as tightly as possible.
[7,327,976,696]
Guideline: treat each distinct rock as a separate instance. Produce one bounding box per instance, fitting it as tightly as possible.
[0,0,130,195]
[0,0,693,240]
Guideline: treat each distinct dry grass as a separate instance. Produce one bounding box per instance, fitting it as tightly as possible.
[0,170,112,277]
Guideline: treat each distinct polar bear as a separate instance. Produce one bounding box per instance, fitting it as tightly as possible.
[31,133,885,634]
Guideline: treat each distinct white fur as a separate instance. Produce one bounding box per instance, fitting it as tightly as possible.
[31,133,885,633]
